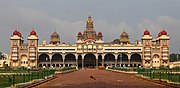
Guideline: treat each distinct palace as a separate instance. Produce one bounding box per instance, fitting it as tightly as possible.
[9,15,170,68]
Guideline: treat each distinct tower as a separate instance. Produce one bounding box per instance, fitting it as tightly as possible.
[141,29,152,67]
[28,29,38,67]
[10,30,23,68]
[157,29,170,67]
[50,32,60,44]
[83,15,97,39]
[120,31,130,44]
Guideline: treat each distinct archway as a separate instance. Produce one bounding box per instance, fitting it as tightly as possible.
[39,53,50,62]
[21,55,28,67]
[117,53,128,67]
[84,53,96,68]
[52,53,63,67]
[130,53,142,67]
[38,53,50,68]
[98,55,102,66]
[104,53,115,67]
[78,55,82,68]
[130,53,141,62]
[52,53,63,62]
[65,53,76,67]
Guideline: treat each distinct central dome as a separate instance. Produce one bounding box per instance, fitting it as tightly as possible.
[121,32,128,37]
[51,32,59,37]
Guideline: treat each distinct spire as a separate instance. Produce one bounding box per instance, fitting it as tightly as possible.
[86,13,94,29]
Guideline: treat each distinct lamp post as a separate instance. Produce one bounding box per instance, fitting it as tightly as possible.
[177,54,179,61]
[27,66,31,81]
[128,64,130,71]
[43,66,46,79]
[138,66,141,74]
[150,66,152,79]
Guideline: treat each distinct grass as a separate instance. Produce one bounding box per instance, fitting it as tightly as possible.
[55,67,76,72]
[0,69,55,88]
[109,67,180,83]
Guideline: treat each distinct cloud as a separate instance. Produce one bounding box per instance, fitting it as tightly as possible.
[0,5,180,54]
[137,16,180,53]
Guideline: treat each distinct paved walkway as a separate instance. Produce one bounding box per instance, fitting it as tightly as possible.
[34,69,170,88]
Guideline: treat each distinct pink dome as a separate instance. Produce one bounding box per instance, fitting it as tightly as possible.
[158,32,162,37]
[161,30,167,35]
[13,30,19,35]
[18,31,22,37]
[98,32,102,35]
[30,29,36,35]
[78,32,82,35]
[144,30,150,35]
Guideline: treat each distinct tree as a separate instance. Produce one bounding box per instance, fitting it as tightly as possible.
[0,52,2,59]
[170,53,180,62]
[113,39,120,44]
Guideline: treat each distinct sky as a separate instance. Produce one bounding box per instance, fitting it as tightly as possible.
[0,0,180,54]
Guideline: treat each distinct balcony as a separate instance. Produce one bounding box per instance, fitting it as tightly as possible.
[12,57,18,61]
[29,57,36,61]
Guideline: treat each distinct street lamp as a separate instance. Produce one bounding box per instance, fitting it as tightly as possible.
[27,66,31,73]
[27,66,31,81]
[43,66,46,79]
[128,64,130,71]
[150,66,152,79]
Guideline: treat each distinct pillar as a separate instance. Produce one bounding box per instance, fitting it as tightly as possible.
[115,54,118,67]
[82,59,84,69]
[76,55,78,69]
[102,54,104,66]
[49,54,52,68]
[96,59,98,67]
[95,54,98,68]
[128,54,131,66]
[62,54,65,67]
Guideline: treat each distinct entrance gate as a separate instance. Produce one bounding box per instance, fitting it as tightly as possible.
[84,53,96,68]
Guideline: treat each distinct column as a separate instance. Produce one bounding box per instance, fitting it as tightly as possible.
[96,54,98,68]
[102,54,104,66]
[128,54,131,66]
[82,59,84,69]
[76,55,78,69]
[62,54,65,67]
[96,59,98,67]
[115,54,118,67]
[49,54,52,68]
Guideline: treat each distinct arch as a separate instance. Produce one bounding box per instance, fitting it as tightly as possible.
[84,53,96,68]
[21,54,28,60]
[130,53,141,62]
[78,55,82,68]
[39,53,50,62]
[52,53,63,62]
[104,53,115,62]
[65,53,76,62]
[153,54,160,58]
[39,64,42,68]
[117,53,128,62]
[98,55,102,66]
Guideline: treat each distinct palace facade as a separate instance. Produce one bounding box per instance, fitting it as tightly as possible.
[9,15,170,68]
